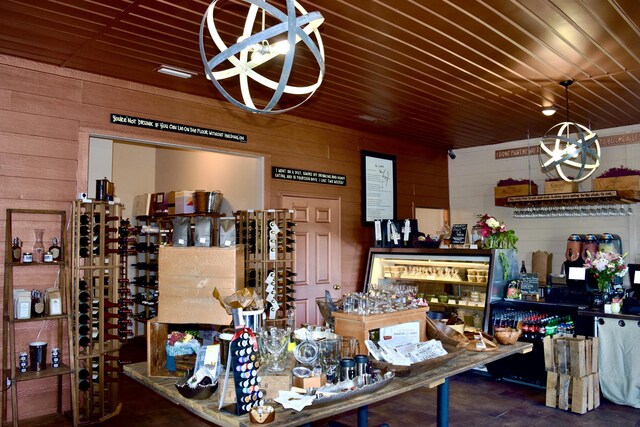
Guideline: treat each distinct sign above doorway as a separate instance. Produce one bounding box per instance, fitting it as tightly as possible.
[110,113,247,143]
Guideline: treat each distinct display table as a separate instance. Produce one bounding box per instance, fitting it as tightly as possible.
[124,341,532,427]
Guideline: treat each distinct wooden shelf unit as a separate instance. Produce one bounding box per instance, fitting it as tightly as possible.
[236,210,296,320]
[2,209,78,426]
[71,201,125,424]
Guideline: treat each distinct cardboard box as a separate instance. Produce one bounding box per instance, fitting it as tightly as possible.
[158,246,244,325]
[544,180,579,194]
[132,193,152,217]
[494,183,538,206]
[168,190,195,215]
[152,192,168,214]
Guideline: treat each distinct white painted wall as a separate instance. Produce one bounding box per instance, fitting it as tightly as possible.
[449,123,640,285]
[88,137,114,199]
[112,142,157,219]
[154,148,262,214]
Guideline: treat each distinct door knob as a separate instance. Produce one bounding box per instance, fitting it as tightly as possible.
[333,284,341,290]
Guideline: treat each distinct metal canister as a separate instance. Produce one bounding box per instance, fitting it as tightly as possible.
[51,347,60,368]
[18,352,28,373]
[340,358,355,381]
[354,354,368,377]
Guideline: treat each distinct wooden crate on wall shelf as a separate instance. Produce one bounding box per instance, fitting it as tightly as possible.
[494,183,538,206]
[544,181,579,194]
[592,175,640,200]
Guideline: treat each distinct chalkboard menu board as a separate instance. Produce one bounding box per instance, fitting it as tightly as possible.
[450,224,467,245]
[520,273,539,295]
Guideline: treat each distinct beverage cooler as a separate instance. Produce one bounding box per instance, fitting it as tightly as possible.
[487,299,594,386]
[363,248,516,331]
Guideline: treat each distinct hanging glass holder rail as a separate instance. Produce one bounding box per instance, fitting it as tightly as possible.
[505,191,636,218]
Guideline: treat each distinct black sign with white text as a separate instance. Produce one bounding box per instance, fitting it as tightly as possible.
[110,114,247,143]
[450,224,468,245]
[272,167,347,186]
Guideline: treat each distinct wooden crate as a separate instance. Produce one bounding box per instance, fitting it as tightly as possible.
[158,246,244,325]
[494,183,538,206]
[543,336,600,414]
[593,176,640,200]
[219,357,293,405]
[546,372,600,414]
[333,307,428,353]
[543,336,598,377]
[146,318,197,378]
[544,180,579,194]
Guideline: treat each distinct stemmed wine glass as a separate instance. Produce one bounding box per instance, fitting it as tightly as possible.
[260,327,288,372]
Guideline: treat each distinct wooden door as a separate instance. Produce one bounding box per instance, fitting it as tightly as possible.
[281,195,341,327]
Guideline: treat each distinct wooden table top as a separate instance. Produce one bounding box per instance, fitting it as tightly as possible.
[124,341,532,427]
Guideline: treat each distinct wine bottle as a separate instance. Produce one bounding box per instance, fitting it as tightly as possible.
[92,213,115,223]
[78,335,91,347]
[79,247,91,258]
[78,291,92,303]
[49,237,62,261]
[78,280,89,290]
[79,225,91,236]
[78,314,91,324]
[520,261,527,274]
[80,214,91,225]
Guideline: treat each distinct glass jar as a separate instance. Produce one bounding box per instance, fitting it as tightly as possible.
[470,225,484,247]
[32,229,45,263]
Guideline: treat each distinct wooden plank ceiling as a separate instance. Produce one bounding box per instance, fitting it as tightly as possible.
[1,0,639,149]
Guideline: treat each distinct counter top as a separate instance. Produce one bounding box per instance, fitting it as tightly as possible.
[578,309,640,321]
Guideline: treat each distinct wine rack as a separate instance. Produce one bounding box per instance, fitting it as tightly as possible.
[130,217,165,334]
[235,210,296,320]
[71,201,127,424]
[2,209,78,426]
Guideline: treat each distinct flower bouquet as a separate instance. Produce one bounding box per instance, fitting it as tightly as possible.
[475,214,518,250]
[476,214,518,281]
[584,250,628,293]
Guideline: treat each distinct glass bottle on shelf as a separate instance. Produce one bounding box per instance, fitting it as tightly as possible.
[32,228,45,263]
[11,237,22,263]
[49,237,61,261]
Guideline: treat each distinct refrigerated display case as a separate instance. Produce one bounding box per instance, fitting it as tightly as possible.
[363,248,518,331]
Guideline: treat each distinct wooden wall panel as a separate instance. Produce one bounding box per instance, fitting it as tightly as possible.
[0,55,448,420]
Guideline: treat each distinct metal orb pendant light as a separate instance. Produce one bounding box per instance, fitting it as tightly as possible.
[538,80,601,183]
[199,0,325,114]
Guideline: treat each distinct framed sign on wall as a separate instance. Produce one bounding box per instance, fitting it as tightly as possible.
[361,150,397,224]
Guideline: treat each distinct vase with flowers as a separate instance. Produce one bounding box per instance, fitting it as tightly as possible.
[476,214,518,281]
[584,250,628,308]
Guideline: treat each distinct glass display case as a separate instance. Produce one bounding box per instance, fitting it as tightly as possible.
[363,248,516,331]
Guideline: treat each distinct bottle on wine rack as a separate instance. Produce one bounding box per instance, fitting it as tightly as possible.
[78,335,91,347]
[78,280,89,290]
[79,225,91,236]
[78,291,92,303]
[277,268,297,277]
[80,214,91,225]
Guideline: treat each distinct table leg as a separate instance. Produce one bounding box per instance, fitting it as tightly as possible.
[358,405,368,427]
[437,378,449,427]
